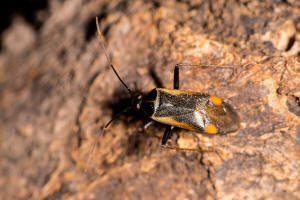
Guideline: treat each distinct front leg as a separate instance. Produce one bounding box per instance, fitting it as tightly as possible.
[161,126,173,146]
[144,121,161,139]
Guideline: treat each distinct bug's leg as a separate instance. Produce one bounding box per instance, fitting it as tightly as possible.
[144,121,155,130]
[144,121,161,139]
[174,63,236,83]
[163,132,223,160]
[164,145,224,161]
[174,64,180,89]
[162,145,214,153]
[175,63,237,69]
[161,126,173,146]
[164,131,214,152]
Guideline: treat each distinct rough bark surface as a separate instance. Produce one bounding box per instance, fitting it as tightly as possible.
[1,0,300,200]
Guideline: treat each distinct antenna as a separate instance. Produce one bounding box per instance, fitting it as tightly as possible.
[85,18,134,173]
[84,106,131,173]
[95,17,133,95]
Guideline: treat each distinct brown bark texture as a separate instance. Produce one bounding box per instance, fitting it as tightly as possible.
[1,0,300,199]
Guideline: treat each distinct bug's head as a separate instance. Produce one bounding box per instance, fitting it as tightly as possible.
[131,92,143,111]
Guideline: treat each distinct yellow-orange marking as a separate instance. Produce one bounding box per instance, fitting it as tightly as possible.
[158,88,200,96]
[210,95,222,105]
[204,124,218,134]
[151,116,196,131]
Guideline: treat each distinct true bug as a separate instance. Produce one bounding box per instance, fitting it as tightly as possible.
[95,17,240,149]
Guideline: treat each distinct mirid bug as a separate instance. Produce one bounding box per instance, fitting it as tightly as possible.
[95,17,240,149]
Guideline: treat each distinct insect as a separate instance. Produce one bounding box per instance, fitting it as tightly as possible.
[95,17,240,150]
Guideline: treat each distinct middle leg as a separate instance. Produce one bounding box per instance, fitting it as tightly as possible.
[173,63,236,89]
[161,125,173,146]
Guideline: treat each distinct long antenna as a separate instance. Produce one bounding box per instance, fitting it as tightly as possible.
[95,17,133,95]
[84,106,131,173]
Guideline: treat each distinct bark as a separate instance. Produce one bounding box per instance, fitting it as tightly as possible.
[0,0,300,199]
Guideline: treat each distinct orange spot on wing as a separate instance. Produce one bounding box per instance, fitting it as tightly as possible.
[210,95,222,105]
[204,124,218,134]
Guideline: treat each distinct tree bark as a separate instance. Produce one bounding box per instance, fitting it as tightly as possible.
[1,0,300,199]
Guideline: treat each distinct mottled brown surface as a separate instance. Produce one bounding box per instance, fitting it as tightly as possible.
[1,0,300,200]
